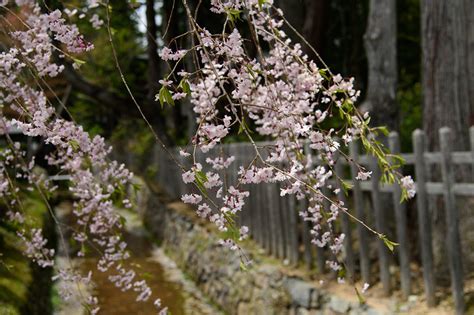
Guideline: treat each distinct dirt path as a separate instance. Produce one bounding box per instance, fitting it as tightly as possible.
[53,202,221,315]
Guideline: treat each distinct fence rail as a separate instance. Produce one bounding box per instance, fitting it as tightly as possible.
[150,126,474,314]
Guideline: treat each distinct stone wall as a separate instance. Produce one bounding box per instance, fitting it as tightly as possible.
[143,188,389,315]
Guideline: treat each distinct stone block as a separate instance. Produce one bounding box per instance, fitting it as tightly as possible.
[328,296,350,314]
[284,278,316,308]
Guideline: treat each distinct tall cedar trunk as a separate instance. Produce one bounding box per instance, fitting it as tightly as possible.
[146,0,171,144]
[301,0,327,56]
[363,2,400,291]
[276,0,327,58]
[421,0,474,285]
[182,1,198,140]
[421,0,473,151]
[146,0,160,102]
[363,0,398,131]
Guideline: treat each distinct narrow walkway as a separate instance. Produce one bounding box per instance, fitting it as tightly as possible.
[53,202,221,315]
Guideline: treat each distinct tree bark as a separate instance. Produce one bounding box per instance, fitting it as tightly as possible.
[363,2,398,291]
[181,0,198,139]
[421,0,473,151]
[363,0,398,131]
[276,0,328,58]
[146,0,173,145]
[159,0,181,141]
[421,0,474,292]
[301,0,327,56]
[146,0,161,103]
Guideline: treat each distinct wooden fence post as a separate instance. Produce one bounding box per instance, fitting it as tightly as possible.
[349,140,371,284]
[370,154,391,295]
[303,143,326,272]
[236,144,249,228]
[470,126,474,182]
[334,156,355,281]
[242,144,254,235]
[276,182,286,259]
[413,129,436,307]
[301,198,314,270]
[286,195,299,265]
[266,182,279,256]
[262,182,272,253]
[389,132,411,298]
[249,179,260,245]
[439,127,465,315]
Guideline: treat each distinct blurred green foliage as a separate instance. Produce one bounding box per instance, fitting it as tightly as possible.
[397,0,422,151]
[0,191,50,315]
[68,0,147,138]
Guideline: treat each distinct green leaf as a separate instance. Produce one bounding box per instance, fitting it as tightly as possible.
[245,64,256,79]
[318,68,330,80]
[195,170,208,184]
[157,86,175,108]
[380,234,398,252]
[373,126,389,136]
[354,287,366,305]
[226,8,242,24]
[238,117,252,135]
[341,180,353,196]
[258,0,266,9]
[400,189,409,203]
[72,57,86,67]
[240,261,248,271]
[338,267,346,279]
[69,140,80,152]
[179,79,191,95]
[194,170,209,197]
[119,215,127,226]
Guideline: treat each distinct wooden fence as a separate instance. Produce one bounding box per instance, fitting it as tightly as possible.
[150,126,474,314]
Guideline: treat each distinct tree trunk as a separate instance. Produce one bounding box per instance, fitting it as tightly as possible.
[421,0,474,298]
[181,0,198,140]
[146,0,161,103]
[146,0,174,144]
[301,0,327,55]
[276,0,328,57]
[363,0,398,131]
[421,0,473,151]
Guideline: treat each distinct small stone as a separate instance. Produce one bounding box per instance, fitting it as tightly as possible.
[296,307,310,315]
[365,308,383,315]
[408,295,418,303]
[310,290,321,308]
[284,278,316,308]
[399,303,409,312]
[329,296,351,313]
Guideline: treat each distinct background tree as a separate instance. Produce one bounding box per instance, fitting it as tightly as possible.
[363,0,398,131]
[420,3,473,312]
[421,0,474,151]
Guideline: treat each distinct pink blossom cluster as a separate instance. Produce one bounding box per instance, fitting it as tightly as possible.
[18,228,55,267]
[401,176,416,198]
[0,1,163,312]
[160,0,415,274]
